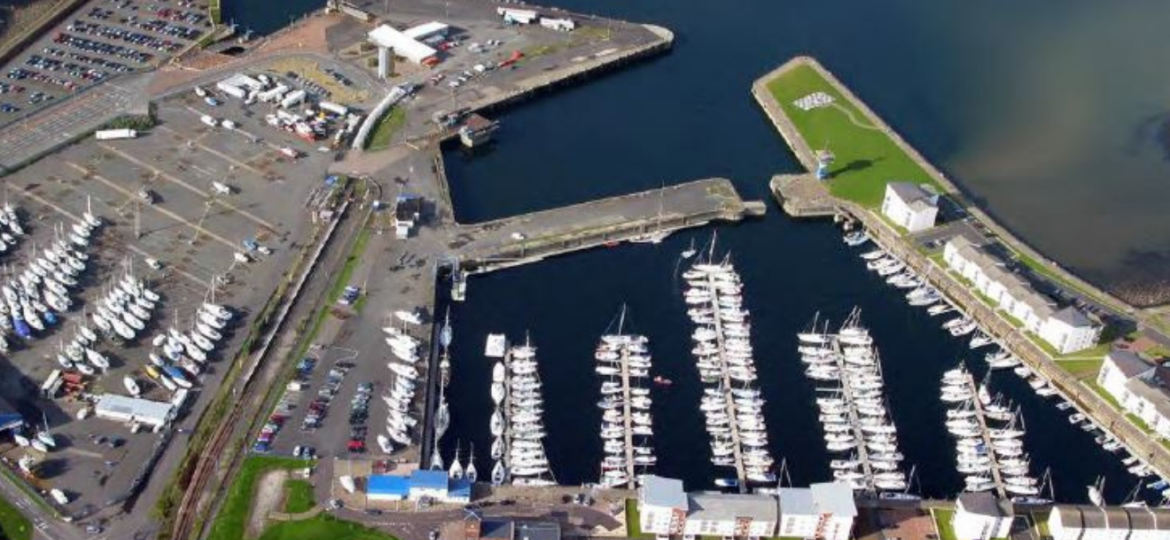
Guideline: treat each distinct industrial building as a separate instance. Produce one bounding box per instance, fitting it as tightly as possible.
[366,470,472,503]
[94,394,175,429]
[951,492,1014,540]
[368,23,440,78]
[395,194,424,239]
[880,182,938,233]
[943,236,1101,354]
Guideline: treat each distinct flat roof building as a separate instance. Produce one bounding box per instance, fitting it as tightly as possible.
[94,394,175,429]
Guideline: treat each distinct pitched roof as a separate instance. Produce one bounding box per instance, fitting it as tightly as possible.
[1107,351,1152,379]
[778,487,815,515]
[1126,508,1157,531]
[1051,306,1095,329]
[687,492,778,522]
[1124,377,1170,419]
[957,492,1004,518]
[515,521,560,540]
[811,482,857,517]
[886,182,937,210]
[409,470,449,490]
[1080,506,1107,529]
[1052,506,1084,530]
[641,475,687,509]
[1104,507,1130,529]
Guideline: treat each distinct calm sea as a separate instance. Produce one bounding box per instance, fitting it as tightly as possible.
[227,0,1170,501]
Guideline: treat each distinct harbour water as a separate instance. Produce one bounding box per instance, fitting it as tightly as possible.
[222,0,1170,501]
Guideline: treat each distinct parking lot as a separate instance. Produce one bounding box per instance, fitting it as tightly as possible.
[0,85,343,518]
[0,0,213,126]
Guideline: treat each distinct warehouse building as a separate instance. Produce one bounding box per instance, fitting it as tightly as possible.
[94,394,175,429]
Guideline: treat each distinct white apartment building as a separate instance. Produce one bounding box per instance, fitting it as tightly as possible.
[683,493,778,539]
[1097,351,1170,438]
[637,477,856,540]
[639,476,688,536]
[951,493,1013,540]
[881,182,939,233]
[776,483,857,540]
[943,236,1100,354]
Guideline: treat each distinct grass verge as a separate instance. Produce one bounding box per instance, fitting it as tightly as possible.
[1055,358,1104,380]
[365,107,406,151]
[259,514,398,540]
[932,509,957,540]
[0,494,31,540]
[625,499,649,539]
[766,62,942,208]
[207,456,314,540]
[283,479,315,514]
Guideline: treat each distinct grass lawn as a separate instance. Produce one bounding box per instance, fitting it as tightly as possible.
[365,107,406,151]
[626,499,649,539]
[328,224,373,304]
[207,456,314,540]
[933,509,957,540]
[283,479,315,514]
[259,515,398,540]
[1054,358,1104,380]
[1032,511,1052,538]
[0,494,31,540]
[767,63,942,208]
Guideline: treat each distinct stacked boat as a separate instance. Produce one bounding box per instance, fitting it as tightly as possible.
[382,324,420,450]
[506,340,553,486]
[0,217,100,353]
[92,268,159,343]
[0,203,25,257]
[681,253,774,485]
[146,301,229,391]
[797,311,907,492]
[594,321,655,489]
[939,365,1041,498]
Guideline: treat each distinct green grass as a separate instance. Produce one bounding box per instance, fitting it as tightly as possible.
[283,479,315,514]
[207,456,314,540]
[0,494,31,540]
[365,107,406,151]
[329,225,373,304]
[1032,511,1052,538]
[258,515,398,540]
[933,509,957,540]
[626,499,650,539]
[1055,358,1104,380]
[767,63,942,208]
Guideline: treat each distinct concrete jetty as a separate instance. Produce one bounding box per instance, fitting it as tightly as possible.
[454,178,761,274]
[754,55,1170,481]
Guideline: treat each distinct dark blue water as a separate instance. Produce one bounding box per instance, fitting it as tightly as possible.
[223,0,1170,501]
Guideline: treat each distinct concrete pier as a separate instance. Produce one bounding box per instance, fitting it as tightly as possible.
[455,178,759,274]
[754,55,1170,481]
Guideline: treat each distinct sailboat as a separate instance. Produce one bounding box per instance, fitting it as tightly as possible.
[629,184,672,244]
[491,461,506,486]
[448,445,464,480]
[681,238,697,259]
[466,445,478,482]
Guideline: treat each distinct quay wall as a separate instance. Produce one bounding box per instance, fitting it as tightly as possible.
[754,56,1170,480]
[753,56,1135,314]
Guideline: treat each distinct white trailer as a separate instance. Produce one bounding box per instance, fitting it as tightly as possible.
[319,101,349,116]
[217,82,247,100]
[258,84,289,103]
[280,89,307,109]
[95,129,138,140]
[540,17,576,31]
[498,7,538,24]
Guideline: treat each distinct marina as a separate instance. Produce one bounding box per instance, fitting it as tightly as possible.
[489,335,556,487]
[797,311,907,493]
